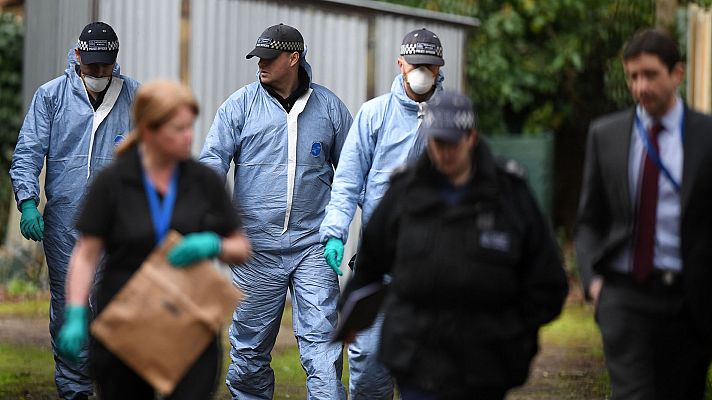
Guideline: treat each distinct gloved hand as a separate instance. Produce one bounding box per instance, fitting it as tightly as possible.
[168,231,221,267]
[324,237,344,276]
[19,199,44,241]
[57,305,88,363]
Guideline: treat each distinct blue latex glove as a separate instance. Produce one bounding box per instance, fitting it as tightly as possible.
[167,231,222,267]
[19,199,44,241]
[57,305,88,363]
[324,237,344,276]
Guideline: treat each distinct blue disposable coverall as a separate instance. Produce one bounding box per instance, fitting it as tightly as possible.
[199,55,352,400]
[319,71,444,399]
[9,49,139,399]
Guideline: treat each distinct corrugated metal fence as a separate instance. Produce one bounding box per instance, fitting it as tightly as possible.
[99,0,182,82]
[22,0,91,107]
[189,0,370,153]
[23,0,476,147]
[13,0,476,276]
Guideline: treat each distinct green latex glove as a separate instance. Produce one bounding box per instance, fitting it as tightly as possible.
[19,199,44,241]
[168,231,221,267]
[324,238,344,276]
[57,305,88,363]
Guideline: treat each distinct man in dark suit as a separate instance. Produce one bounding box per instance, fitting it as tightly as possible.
[576,28,712,400]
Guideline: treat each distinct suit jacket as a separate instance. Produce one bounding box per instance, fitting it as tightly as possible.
[575,104,712,339]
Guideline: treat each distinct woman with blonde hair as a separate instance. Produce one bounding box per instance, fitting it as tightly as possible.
[56,80,251,399]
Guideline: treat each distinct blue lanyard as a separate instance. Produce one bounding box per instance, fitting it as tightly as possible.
[634,111,683,193]
[142,167,179,245]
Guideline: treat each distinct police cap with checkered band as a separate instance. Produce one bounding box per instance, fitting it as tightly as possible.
[77,22,119,65]
[420,91,476,143]
[246,23,304,60]
[400,28,444,66]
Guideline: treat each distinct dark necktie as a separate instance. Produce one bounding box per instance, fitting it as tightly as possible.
[632,122,664,282]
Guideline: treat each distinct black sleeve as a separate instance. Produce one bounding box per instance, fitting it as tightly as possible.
[514,179,568,330]
[198,163,242,236]
[340,177,402,308]
[76,166,117,239]
[574,123,610,298]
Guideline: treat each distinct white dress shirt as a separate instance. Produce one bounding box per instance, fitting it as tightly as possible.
[610,97,683,274]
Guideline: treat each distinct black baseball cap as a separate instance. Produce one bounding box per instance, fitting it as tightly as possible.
[77,22,119,65]
[400,28,444,66]
[246,23,304,60]
[420,91,476,143]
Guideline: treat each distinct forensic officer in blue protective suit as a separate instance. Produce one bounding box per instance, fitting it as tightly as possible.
[8,22,139,400]
[199,23,351,400]
[320,28,445,400]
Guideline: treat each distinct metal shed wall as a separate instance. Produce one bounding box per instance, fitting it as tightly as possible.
[22,0,473,151]
[98,0,182,82]
[190,0,369,153]
[23,0,91,108]
[22,0,181,107]
[17,0,474,265]
[14,0,93,264]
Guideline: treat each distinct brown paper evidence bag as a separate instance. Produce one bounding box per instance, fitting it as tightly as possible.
[90,230,243,395]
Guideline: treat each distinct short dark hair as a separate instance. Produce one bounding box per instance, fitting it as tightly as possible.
[623,28,682,72]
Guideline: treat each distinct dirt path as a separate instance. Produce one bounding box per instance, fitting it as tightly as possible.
[1,299,607,399]
[0,316,50,348]
[0,314,297,351]
[508,342,607,399]
[508,288,608,400]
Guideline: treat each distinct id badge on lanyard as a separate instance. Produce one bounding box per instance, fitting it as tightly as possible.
[634,112,683,193]
[142,167,179,245]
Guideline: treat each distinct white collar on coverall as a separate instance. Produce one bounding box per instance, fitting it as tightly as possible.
[65,48,125,179]
[283,88,313,234]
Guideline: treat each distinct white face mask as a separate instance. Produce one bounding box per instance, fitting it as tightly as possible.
[83,75,111,92]
[406,66,436,95]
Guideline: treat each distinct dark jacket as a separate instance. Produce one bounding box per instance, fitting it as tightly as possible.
[347,139,568,397]
[575,105,712,340]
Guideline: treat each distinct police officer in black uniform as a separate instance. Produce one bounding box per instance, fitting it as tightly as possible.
[342,91,568,400]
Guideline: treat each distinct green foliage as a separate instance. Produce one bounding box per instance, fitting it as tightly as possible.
[380,0,655,135]
[0,13,23,242]
[6,278,39,297]
[382,0,662,231]
[0,245,46,290]
[688,0,712,9]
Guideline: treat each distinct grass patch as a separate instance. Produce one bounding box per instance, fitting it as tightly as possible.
[272,347,350,399]
[509,303,609,400]
[214,344,313,399]
[0,298,49,318]
[25,300,712,399]
[537,303,712,399]
[541,303,602,349]
[273,347,308,399]
[0,343,55,398]
[215,341,350,399]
